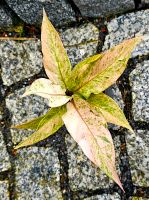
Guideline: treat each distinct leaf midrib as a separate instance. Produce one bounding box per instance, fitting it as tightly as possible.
[72,99,114,168]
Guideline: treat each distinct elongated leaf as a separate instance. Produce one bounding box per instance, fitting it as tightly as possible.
[11,107,65,130]
[22,78,71,107]
[14,106,66,149]
[67,54,103,91]
[87,93,133,132]
[62,96,123,190]
[41,9,71,88]
[71,37,142,98]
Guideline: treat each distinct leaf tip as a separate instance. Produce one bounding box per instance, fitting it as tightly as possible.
[43,7,46,16]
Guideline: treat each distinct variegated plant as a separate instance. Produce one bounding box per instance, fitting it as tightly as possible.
[12,10,142,190]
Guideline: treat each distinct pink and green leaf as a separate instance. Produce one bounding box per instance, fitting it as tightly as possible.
[14,106,66,149]
[62,95,124,190]
[87,93,133,132]
[70,37,142,99]
[41,9,72,88]
[67,54,103,91]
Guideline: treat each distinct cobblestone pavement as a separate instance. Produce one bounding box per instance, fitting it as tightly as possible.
[0,0,149,199]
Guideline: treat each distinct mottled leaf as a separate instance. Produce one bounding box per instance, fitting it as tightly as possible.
[87,93,133,132]
[71,37,142,98]
[14,106,66,149]
[41,9,71,88]
[67,54,102,91]
[11,107,64,130]
[22,78,71,107]
[62,95,123,190]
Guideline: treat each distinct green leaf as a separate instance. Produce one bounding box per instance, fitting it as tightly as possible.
[87,93,133,132]
[71,37,142,99]
[22,78,71,107]
[62,95,124,191]
[67,54,103,91]
[14,106,66,149]
[41,9,72,89]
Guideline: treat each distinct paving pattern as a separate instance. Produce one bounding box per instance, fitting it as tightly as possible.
[0,0,149,199]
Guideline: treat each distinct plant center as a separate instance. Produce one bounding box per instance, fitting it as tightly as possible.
[65,90,73,96]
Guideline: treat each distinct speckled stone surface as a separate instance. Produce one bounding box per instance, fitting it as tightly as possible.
[60,23,99,46]
[0,5,15,30]
[103,10,149,57]
[66,41,99,67]
[61,23,100,66]
[84,193,121,200]
[0,181,9,200]
[15,147,62,199]
[142,0,149,4]
[129,60,149,122]
[73,0,134,17]
[0,131,11,172]
[5,0,76,26]
[5,87,49,145]
[66,134,121,190]
[126,129,149,186]
[0,40,43,86]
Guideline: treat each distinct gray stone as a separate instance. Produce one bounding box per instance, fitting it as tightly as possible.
[126,129,149,186]
[60,23,100,66]
[0,23,100,85]
[0,131,11,172]
[103,10,149,57]
[15,147,62,199]
[0,181,9,200]
[129,60,149,122]
[84,193,121,200]
[0,5,15,30]
[5,0,76,26]
[73,0,135,18]
[142,0,149,4]
[60,23,99,46]
[66,134,121,190]
[66,41,99,66]
[6,87,49,145]
[0,40,42,86]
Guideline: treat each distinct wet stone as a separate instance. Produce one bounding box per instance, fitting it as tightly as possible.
[103,10,149,57]
[129,60,149,122]
[84,193,121,200]
[73,0,134,18]
[66,134,121,191]
[5,0,76,26]
[5,87,49,145]
[0,181,9,200]
[15,147,62,199]
[0,131,11,172]
[126,129,149,187]
[0,40,43,86]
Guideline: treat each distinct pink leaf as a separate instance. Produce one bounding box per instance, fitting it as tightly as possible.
[62,96,124,191]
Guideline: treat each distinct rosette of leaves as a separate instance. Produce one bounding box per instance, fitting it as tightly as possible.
[12,10,142,190]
